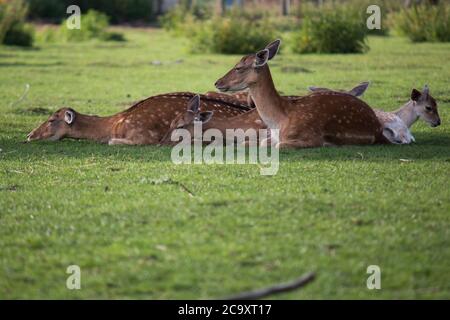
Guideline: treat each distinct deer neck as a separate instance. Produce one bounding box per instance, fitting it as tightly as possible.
[394,100,419,128]
[248,66,286,130]
[68,113,116,143]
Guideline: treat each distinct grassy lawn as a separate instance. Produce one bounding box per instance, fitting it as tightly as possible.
[0,28,449,299]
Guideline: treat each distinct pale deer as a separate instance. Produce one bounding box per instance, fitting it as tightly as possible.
[26,93,251,145]
[373,86,439,144]
[391,85,440,128]
[214,40,387,148]
[372,110,415,144]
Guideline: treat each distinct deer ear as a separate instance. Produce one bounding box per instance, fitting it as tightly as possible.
[348,81,370,97]
[187,94,200,113]
[383,127,396,142]
[411,89,421,101]
[254,49,269,68]
[64,110,75,124]
[265,39,281,60]
[199,111,213,124]
[308,86,328,92]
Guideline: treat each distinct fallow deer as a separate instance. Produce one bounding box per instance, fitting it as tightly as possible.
[373,110,415,144]
[214,40,387,148]
[26,93,251,145]
[159,95,265,146]
[164,82,373,146]
[390,85,440,128]
[308,84,440,144]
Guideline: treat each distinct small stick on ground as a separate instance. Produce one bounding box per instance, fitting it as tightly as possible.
[10,84,30,108]
[173,181,195,198]
[223,272,316,300]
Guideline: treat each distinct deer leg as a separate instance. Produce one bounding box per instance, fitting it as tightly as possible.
[108,138,136,145]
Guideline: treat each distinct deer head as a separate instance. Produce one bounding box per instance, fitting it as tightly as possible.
[410,85,440,127]
[26,107,77,142]
[215,39,281,92]
[159,95,213,145]
[383,122,415,144]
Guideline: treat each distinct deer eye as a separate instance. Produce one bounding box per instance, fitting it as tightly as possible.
[425,106,432,111]
[235,66,244,72]
[49,119,55,123]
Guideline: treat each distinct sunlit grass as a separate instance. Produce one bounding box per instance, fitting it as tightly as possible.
[0,28,449,299]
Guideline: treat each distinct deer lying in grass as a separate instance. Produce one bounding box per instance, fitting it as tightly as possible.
[26,93,251,145]
[164,86,370,147]
[214,39,387,148]
[310,85,440,144]
[159,95,264,146]
[372,110,415,144]
[162,82,373,146]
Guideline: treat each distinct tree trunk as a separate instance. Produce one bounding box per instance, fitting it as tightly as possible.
[216,0,226,15]
[282,0,290,16]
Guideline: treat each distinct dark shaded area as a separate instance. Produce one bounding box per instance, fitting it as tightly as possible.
[0,130,449,163]
[26,0,157,24]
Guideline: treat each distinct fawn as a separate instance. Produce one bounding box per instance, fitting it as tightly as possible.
[214,40,387,148]
[159,95,264,146]
[26,93,251,145]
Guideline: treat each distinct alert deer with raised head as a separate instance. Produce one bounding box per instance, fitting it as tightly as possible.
[163,82,373,146]
[214,40,387,148]
[26,93,251,144]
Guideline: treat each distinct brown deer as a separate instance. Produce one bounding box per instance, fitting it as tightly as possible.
[214,39,387,148]
[309,84,440,144]
[159,95,265,146]
[162,82,372,146]
[26,93,251,145]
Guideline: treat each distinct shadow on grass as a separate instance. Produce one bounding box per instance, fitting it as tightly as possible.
[0,132,449,163]
[0,62,65,68]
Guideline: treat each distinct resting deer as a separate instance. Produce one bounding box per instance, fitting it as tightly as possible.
[214,39,387,148]
[309,84,440,144]
[26,93,251,144]
[159,95,264,146]
[163,82,373,146]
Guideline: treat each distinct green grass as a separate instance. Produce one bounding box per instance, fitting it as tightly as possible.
[0,28,449,299]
